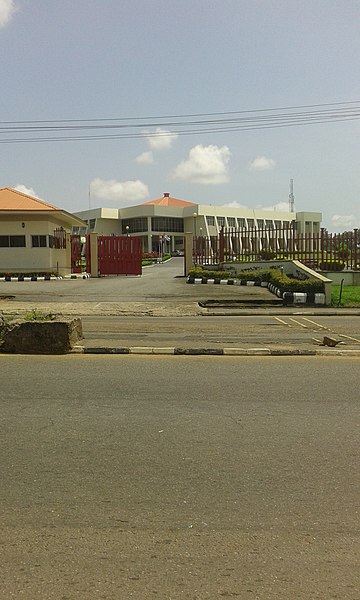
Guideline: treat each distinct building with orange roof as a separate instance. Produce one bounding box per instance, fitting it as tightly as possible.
[75,192,322,255]
[0,187,86,276]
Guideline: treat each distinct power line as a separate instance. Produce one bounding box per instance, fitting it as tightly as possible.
[0,101,359,144]
[1,99,359,124]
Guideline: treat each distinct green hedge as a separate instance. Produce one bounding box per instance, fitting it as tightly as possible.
[0,272,55,277]
[188,266,324,293]
[188,266,234,280]
[318,261,345,271]
[267,270,324,293]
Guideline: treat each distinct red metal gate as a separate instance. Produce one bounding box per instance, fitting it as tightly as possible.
[97,235,142,275]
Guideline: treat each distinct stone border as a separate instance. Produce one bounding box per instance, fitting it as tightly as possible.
[0,275,61,282]
[0,273,90,282]
[72,345,360,356]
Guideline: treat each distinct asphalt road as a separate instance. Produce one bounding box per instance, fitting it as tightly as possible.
[80,314,360,351]
[1,355,359,599]
[2,257,360,352]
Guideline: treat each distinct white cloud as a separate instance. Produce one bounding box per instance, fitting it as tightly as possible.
[260,201,291,211]
[0,0,16,27]
[135,151,154,164]
[249,156,276,171]
[145,128,178,151]
[14,184,39,198]
[90,178,149,203]
[331,214,356,228]
[222,201,248,209]
[173,144,231,184]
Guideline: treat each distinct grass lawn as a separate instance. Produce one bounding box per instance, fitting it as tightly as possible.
[331,285,360,306]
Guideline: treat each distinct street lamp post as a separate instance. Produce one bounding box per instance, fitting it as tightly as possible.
[193,212,197,237]
[192,213,198,264]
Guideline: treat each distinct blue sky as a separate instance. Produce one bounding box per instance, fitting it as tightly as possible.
[1,0,360,230]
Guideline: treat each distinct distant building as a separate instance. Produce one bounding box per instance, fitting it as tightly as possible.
[74,192,322,254]
[0,187,86,275]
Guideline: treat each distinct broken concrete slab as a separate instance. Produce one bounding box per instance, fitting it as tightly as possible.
[0,318,83,354]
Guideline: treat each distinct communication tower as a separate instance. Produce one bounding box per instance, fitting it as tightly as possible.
[289,179,295,212]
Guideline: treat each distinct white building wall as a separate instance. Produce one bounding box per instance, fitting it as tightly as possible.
[0,216,71,275]
[74,202,322,254]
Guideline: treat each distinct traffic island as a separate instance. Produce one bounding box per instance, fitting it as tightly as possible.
[0,317,83,354]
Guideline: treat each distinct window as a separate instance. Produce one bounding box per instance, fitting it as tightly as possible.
[151,217,184,232]
[32,235,47,248]
[227,217,236,227]
[247,219,254,228]
[122,217,148,234]
[237,218,246,228]
[0,235,26,247]
[206,216,215,226]
[88,219,96,230]
[265,220,274,230]
[217,217,225,228]
[10,236,25,247]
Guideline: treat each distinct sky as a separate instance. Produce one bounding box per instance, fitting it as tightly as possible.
[1,0,360,231]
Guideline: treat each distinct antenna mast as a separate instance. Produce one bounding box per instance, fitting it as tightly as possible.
[288,178,295,212]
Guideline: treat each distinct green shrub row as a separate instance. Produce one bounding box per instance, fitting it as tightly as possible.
[267,270,324,293]
[188,266,234,279]
[188,266,324,293]
[318,261,345,271]
[0,272,56,277]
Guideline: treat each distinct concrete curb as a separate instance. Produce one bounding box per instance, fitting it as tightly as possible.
[0,273,90,282]
[72,345,360,357]
[0,275,62,282]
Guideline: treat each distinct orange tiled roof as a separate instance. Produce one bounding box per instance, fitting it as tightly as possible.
[0,187,59,211]
[142,193,196,207]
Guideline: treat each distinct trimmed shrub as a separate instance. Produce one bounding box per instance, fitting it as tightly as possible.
[188,266,234,280]
[319,261,345,271]
[259,250,276,260]
[268,270,324,293]
[187,265,325,294]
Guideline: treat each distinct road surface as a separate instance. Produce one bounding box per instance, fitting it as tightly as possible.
[80,314,360,351]
[1,356,359,599]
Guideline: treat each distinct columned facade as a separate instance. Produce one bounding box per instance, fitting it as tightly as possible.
[74,194,322,255]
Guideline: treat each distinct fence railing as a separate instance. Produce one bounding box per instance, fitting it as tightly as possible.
[192,227,359,271]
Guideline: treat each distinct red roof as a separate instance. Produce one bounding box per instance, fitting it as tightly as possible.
[142,193,196,208]
[0,187,59,211]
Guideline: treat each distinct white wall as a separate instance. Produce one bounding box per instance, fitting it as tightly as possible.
[0,216,71,275]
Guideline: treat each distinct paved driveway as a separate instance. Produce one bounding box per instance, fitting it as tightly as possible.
[0,258,277,304]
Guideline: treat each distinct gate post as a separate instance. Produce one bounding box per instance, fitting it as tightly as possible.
[64,233,72,276]
[184,233,193,276]
[219,227,225,263]
[353,228,358,270]
[88,233,99,278]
